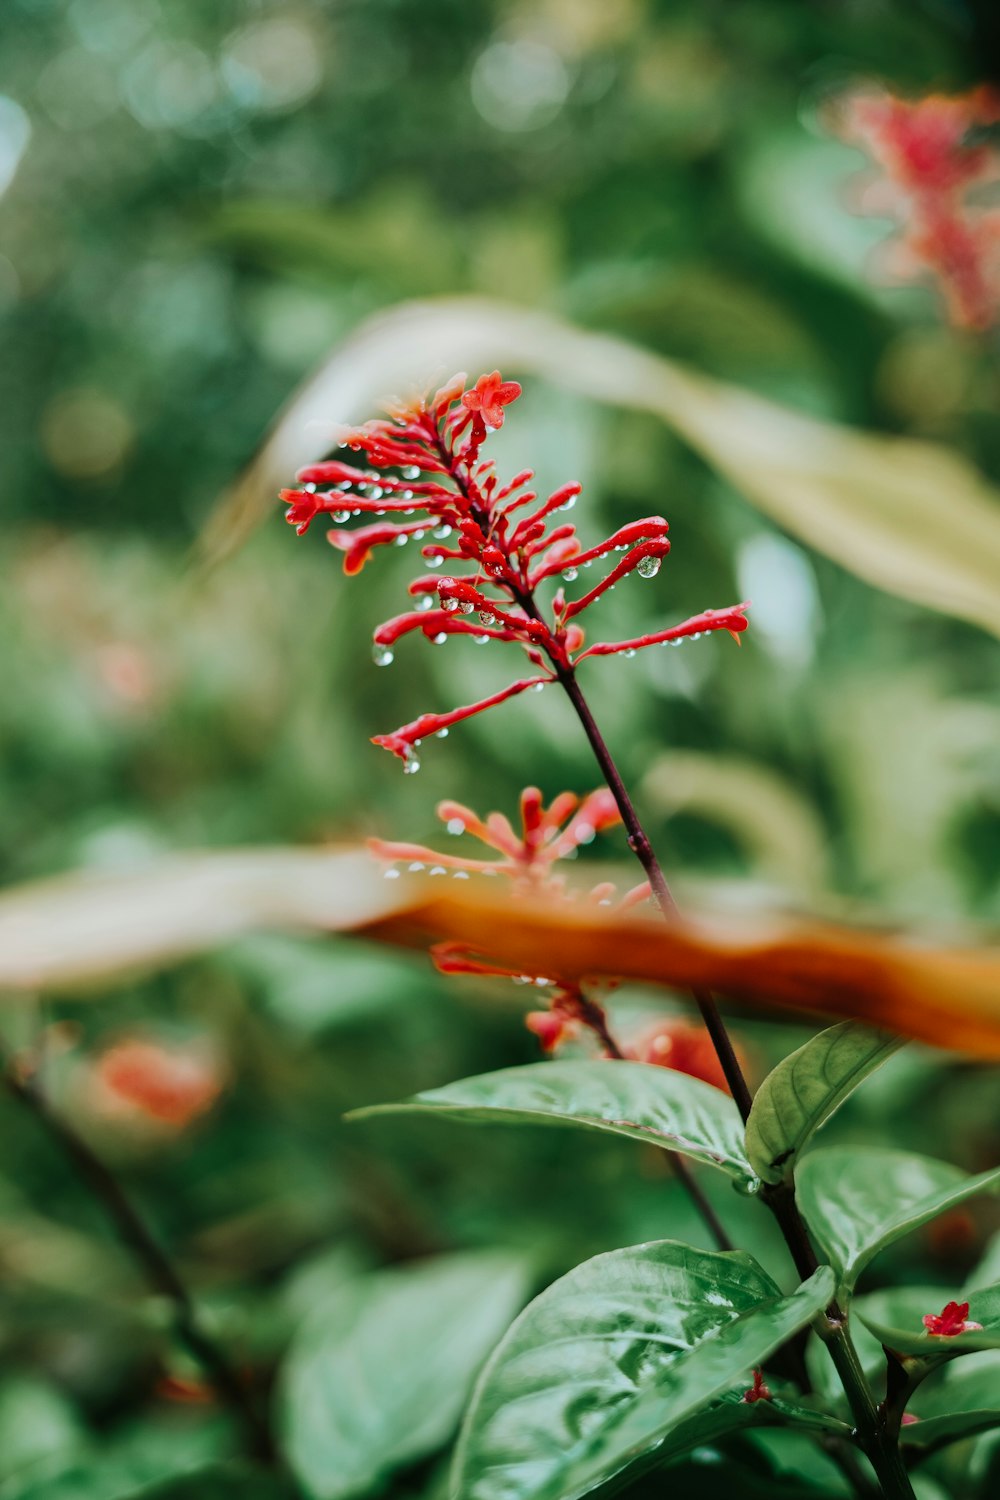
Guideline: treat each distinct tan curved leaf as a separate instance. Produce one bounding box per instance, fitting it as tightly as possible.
[200,297,1000,639]
[1,850,998,1060]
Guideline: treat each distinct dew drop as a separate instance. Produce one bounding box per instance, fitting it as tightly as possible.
[512,975,531,986]
[473,634,489,645]
[408,861,425,872]
[441,598,460,614]
[383,867,401,879]
[370,486,384,500]
[435,727,449,738]
[332,508,351,523]
[457,600,475,615]
[636,555,661,579]
[558,494,577,512]
[305,482,317,493]
[433,632,448,645]
[531,682,545,692]
[434,524,453,540]
[394,533,408,546]
[403,751,421,775]
[575,821,596,844]
[446,818,465,835]
[479,610,496,626]
[430,865,447,876]
[623,648,636,658]
[403,507,416,516]
[402,465,421,480]
[426,554,444,568]
[453,870,470,879]
[561,567,578,582]
[372,644,394,667]
[412,529,426,540]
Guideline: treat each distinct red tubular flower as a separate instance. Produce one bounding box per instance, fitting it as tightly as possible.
[630,1018,749,1095]
[922,1300,982,1337]
[280,372,749,772]
[833,84,1000,329]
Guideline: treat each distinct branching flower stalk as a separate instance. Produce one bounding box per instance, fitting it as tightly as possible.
[281,372,916,1499]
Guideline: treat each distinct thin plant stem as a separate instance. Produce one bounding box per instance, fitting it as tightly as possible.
[4,1066,275,1465]
[547,660,915,1500]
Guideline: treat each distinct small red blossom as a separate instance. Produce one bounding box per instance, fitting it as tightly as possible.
[741,1369,772,1404]
[833,84,1000,329]
[461,370,522,430]
[279,371,749,772]
[922,1300,982,1337]
[630,1018,748,1095]
[92,1038,224,1129]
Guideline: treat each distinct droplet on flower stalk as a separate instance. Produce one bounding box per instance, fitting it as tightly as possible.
[441,598,460,613]
[426,554,444,567]
[457,600,476,615]
[561,568,578,582]
[473,634,489,645]
[383,867,401,879]
[531,682,544,692]
[430,866,447,876]
[332,508,351,523]
[636,555,661,579]
[433,632,448,644]
[408,861,425,871]
[402,465,421,480]
[447,818,465,835]
[433,524,452,539]
[453,870,470,879]
[558,494,577,512]
[436,727,449,738]
[479,610,496,625]
[394,534,408,546]
[623,648,636,658]
[402,750,421,775]
[417,596,433,611]
[372,644,395,667]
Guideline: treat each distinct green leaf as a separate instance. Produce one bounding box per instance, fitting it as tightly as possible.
[746,1023,903,1185]
[280,1250,530,1500]
[350,1061,753,1185]
[796,1148,1000,1289]
[854,1283,1000,1359]
[451,1241,835,1500]
[901,1410,1000,1464]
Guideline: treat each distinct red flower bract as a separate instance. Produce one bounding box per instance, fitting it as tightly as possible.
[921,1299,982,1337]
[280,371,748,774]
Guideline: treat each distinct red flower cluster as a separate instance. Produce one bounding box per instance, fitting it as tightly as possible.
[92,1038,224,1129]
[281,371,749,773]
[921,1299,982,1337]
[835,84,1000,330]
[372,786,649,1056]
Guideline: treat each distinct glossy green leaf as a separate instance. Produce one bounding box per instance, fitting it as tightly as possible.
[797,1149,1000,1290]
[901,1410,1000,1464]
[451,1241,835,1500]
[350,1060,753,1184]
[280,1250,530,1500]
[854,1283,1000,1358]
[746,1023,903,1184]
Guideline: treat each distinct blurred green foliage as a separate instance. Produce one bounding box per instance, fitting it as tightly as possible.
[1,1,998,1496]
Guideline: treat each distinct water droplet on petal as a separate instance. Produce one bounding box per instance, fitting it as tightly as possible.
[402,465,421,480]
[426,554,444,568]
[446,818,465,835]
[408,861,425,872]
[430,865,447,876]
[383,867,401,879]
[434,524,453,540]
[473,634,489,645]
[403,751,421,775]
[531,682,544,692]
[332,508,351,524]
[558,494,577,512]
[479,610,496,626]
[623,648,636,658]
[433,632,448,645]
[636,555,661,579]
[458,600,475,615]
[436,727,449,738]
[372,644,394,666]
[394,533,408,546]
[561,567,578,582]
[417,596,433,611]
[441,598,460,613]
[453,870,470,879]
